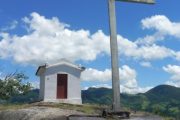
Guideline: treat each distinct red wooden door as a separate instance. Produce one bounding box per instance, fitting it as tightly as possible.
[57,74,67,99]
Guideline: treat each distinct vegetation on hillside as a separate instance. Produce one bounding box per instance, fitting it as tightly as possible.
[82,85,180,119]
[0,76,179,120]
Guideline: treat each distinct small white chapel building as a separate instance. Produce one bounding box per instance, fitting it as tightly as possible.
[36,59,85,104]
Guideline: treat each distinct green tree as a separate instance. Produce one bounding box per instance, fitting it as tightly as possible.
[141,100,150,110]
[0,71,32,100]
[169,107,180,118]
[151,104,166,115]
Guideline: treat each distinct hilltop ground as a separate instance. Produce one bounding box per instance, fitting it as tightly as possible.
[0,102,105,120]
[0,102,164,120]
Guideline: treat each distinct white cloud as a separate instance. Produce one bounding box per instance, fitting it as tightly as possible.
[165,81,180,88]
[83,84,151,94]
[0,72,3,79]
[140,61,152,67]
[1,20,18,31]
[117,35,175,62]
[82,68,111,82]
[136,15,180,46]
[82,65,151,94]
[83,84,112,90]
[163,65,180,87]
[0,13,180,66]
[125,15,180,61]
[175,51,180,61]
[82,65,137,87]
[119,65,137,88]
[30,81,40,89]
[120,85,152,94]
[142,15,180,38]
[163,65,180,81]
[136,33,165,45]
[119,43,174,61]
[0,12,110,65]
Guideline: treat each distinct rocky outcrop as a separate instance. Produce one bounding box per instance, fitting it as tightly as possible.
[0,107,83,120]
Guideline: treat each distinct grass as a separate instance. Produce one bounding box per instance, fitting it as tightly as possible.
[0,103,30,111]
[34,102,106,114]
[0,103,167,120]
[0,102,106,115]
[164,117,176,120]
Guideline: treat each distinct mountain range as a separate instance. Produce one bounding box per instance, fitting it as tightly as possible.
[5,85,180,119]
[82,85,180,119]
[82,84,180,105]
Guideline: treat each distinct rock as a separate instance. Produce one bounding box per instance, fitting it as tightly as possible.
[0,107,83,120]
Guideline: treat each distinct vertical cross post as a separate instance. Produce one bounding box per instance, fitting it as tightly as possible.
[108,0,121,112]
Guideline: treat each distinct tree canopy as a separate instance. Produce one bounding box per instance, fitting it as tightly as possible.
[0,71,32,100]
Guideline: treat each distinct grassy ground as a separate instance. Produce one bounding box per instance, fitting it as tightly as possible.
[0,103,167,120]
[0,103,31,111]
[33,102,106,114]
[0,102,106,115]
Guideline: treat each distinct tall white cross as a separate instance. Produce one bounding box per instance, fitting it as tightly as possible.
[108,0,155,112]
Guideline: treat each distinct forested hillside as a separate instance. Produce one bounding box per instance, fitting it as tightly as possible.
[82,85,180,119]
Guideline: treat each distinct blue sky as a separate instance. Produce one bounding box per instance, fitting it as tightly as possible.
[0,0,180,94]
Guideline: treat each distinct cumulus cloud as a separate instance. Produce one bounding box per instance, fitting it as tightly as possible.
[163,65,180,87]
[30,81,40,89]
[82,65,137,86]
[0,72,3,79]
[119,42,174,61]
[0,12,110,65]
[82,65,151,94]
[142,15,180,38]
[175,52,180,61]
[1,20,18,31]
[120,85,152,94]
[0,12,180,65]
[119,65,137,88]
[136,33,165,45]
[129,15,180,61]
[140,61,152,67]
[82,68,111,82]
[0,13,180,66]
[136,15,180,46]
[83,84,112,90]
